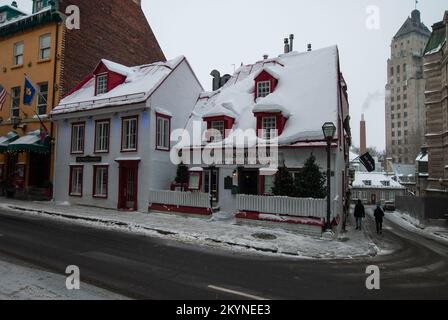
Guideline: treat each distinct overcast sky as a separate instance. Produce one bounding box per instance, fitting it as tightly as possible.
[4,0,447,151]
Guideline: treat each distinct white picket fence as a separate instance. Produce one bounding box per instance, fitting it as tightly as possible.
[149,190,210,208]
[237,194,330,219]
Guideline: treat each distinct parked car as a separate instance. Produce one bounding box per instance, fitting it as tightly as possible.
[383,201,396,211]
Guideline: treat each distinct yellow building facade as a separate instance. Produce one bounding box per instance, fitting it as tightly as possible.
[0,5,63,198]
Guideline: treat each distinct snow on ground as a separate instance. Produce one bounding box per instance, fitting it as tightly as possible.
[385,210,448,244]
[0,199,379,260]
[0,255,127,300]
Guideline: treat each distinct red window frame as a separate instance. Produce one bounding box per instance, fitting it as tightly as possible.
[203,115,235,141]
[121,116,139,152]
[254,70,278,100]
[95,72,109,96]
[254,112,288,138]
[155,113,171,151]
[94,119,111,154]
[69,165,84,197]
[70,122,86,154]
[92,165,109,199]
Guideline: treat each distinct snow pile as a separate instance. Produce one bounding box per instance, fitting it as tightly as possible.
[0,257,126,300]
[184,46,340,147]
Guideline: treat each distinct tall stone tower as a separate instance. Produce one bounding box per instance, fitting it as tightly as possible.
[385,9,431,165]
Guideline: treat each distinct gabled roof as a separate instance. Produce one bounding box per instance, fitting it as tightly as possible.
[183,45,341,148]
[394,10,431,40]
[52,56,195,116]
[352,172,404,189]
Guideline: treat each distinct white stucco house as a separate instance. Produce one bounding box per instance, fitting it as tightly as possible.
[351,172,405,205]
[150,46,351,231]
[51,56,203,212]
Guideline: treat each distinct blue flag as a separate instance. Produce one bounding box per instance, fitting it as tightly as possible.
[23,76,37,105]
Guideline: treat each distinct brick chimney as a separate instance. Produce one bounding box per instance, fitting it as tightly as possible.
[360,114,367,155]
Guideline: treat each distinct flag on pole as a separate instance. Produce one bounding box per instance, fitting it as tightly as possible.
[24,75,37,105]
[359,152,376,173]
[0,85,7,111]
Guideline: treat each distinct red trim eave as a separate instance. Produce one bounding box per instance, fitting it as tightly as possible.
[64,74,94,98]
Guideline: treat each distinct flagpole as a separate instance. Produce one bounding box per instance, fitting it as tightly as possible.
[24,73,50,135]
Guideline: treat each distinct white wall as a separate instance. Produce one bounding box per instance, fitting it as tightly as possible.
[53,103,151,212]
[147,60,203,191]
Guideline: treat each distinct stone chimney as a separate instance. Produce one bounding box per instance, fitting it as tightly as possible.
[284,38,290,54]
[360,114,367,155]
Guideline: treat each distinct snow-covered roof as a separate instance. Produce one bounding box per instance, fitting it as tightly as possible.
[391,163,415,177]
[0,6,45,28]
[416,152,428,162]
[183,45,340,147]
[52,56,188,116]
[352,172,404,189]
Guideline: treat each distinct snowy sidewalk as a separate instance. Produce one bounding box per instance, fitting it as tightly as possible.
[0,254,127,300]
[0,198,379,259]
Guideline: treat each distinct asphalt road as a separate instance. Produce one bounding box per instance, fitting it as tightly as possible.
[0,206,447,300]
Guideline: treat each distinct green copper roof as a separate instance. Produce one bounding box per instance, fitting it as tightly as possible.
[7,130,50,154]
[0,6,61,38]
[0,131,19,153]
[424,22,446,55]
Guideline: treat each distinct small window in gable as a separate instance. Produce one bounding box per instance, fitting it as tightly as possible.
[363,180,372,186]
[257,81,271,98]
[96,74,108,95]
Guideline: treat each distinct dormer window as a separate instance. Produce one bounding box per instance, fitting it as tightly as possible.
[96,74,108,95]
[363,180,372,186]
[257,81,271,98]
[203,116,235,142]
[35,0,45,12]
[0,12,6,24]
[254,69,278,100]
[254,111,288,139]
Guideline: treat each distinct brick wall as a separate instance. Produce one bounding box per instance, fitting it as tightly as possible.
[59,0,165,96]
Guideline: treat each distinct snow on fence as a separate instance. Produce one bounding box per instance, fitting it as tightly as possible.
[237,194,330,219]
[149,190,210,209]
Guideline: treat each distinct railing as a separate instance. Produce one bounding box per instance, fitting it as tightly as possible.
[237,194,330,219]
[149,190,210,209]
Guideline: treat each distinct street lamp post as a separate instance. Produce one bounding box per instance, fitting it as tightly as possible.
[322,122,337,232]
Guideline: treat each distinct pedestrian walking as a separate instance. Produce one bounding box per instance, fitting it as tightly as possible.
[354,199,365,230]
[374,204,385,235]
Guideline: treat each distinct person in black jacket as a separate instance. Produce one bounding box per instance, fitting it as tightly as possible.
[354,200,365,230]
[374,204,385,234]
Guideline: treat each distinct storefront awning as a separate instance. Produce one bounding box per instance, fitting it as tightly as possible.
[8,130,50,154]
[0,131,20,153]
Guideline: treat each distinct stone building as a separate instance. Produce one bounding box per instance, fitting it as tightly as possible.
[385,9,431,165]
[422,11,448,197]
[0,0,164,199]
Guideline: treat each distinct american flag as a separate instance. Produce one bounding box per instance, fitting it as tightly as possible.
[0,85,7,111]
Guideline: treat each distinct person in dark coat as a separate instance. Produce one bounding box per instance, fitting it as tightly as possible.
[374,204,385,234]
[354,199,365,230]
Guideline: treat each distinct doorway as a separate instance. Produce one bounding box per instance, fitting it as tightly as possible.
[239,169,259,195]
[117,161,139,211]
[28,153,50,187]
[203,168,219,206]
[371,193,377,205]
